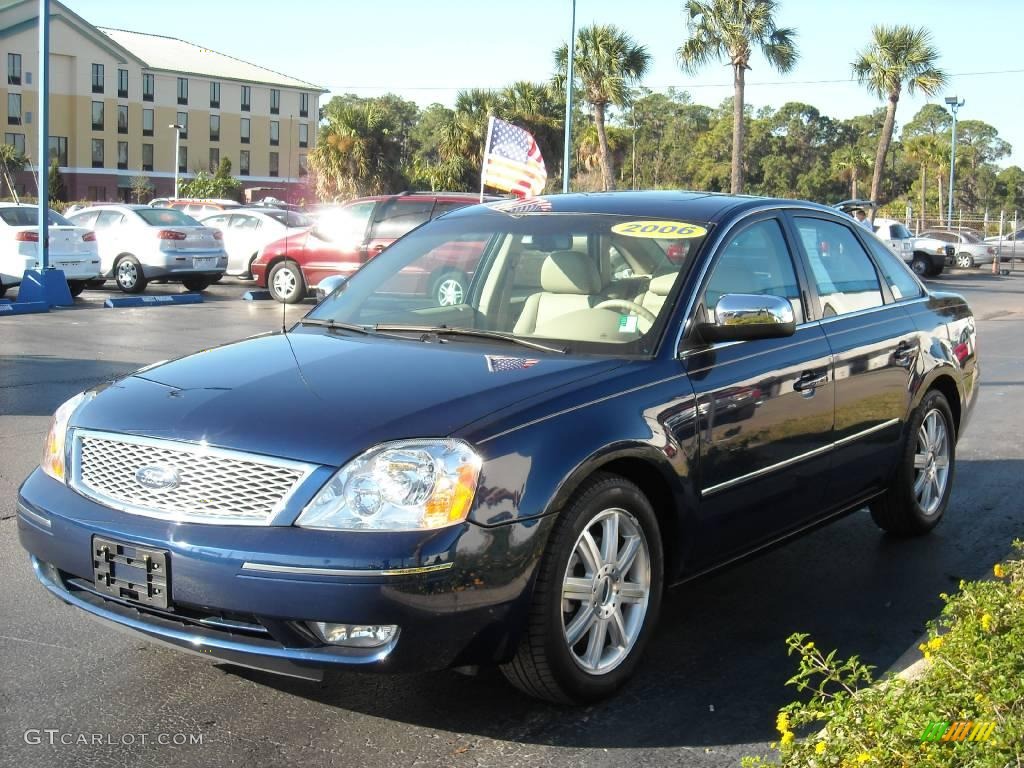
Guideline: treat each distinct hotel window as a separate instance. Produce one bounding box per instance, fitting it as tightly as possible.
[177,77,188,105]
[117,105,128,134]
[143,73,154,101]
[241,85,251,112]
[143,108,154,137]
[91,138,104,168]
[118,68,128,98]
[298,153,307,177]
[209,147,220,172]
[91,101,104,130]
[210,81,220,109]
[270,89,280,115]
[178,145,187,174]
[298,122,308,148]
[269,151,279,177]
[299,92,309,117]
[177,112,188,139]
[7,53,21,85]
[91,63,104,93]
[48,136,68,166]
[270,120,279,146]
[5,132,25,155]
[7,93,21,125]
[239,149,250,176]
[209,114,220,142]
[117,141,128,170]
[240,118,250,144]
[142,143,153,172]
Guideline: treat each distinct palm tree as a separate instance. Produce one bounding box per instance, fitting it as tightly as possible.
[852,25,946,208]
[555,25,650,191]
[309,101,403,200]
[0,142,27,199]
[677,0,797,194]
[831,145,870,200]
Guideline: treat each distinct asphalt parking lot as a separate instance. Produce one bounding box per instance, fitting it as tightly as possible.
[1,270,1023,768]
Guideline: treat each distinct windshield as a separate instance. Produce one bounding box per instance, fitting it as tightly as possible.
[307,211,708,355]
[0,207,72,226]
[136,208,201,227]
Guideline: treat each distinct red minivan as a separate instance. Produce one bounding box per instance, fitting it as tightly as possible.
[252,192,496,303]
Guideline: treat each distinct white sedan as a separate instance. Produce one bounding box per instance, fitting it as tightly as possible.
[200,208,311,277]
[66,205,227,293]
[0,203,101,298]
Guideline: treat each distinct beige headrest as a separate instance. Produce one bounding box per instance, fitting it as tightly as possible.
[649,273,677,296]
[540,251,601,295]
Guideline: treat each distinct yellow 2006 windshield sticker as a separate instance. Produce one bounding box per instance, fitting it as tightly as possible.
[610,221,707,239]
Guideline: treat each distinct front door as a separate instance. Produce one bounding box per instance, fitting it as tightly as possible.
[681,216,835,569]
[303,200,376,286]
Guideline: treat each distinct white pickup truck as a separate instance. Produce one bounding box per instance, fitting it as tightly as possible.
[831,201,952,277]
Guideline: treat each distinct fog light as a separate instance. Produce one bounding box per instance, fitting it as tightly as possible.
[309,622,398,648]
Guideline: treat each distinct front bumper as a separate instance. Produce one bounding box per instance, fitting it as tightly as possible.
[17,469,549,679]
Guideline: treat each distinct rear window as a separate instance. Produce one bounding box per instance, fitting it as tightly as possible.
[135,208,200,227]
[0,207,72,226]
[262,209,311,228]
[888,223,913,240]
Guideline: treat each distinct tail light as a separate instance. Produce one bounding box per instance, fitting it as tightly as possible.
[82,231,97,242]
[15,230,39,242]
[212,230,223,241]
[157,230,187,240]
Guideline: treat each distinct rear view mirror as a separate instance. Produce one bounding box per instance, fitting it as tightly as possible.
[699,294,795,342]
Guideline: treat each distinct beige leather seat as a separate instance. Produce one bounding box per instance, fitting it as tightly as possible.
[513,251,602,335]
[630,273,677,332]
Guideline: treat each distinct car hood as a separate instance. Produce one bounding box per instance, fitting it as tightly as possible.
[73,330,626,467]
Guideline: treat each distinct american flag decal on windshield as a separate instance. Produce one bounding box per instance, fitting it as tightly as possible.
[485,356,539,372]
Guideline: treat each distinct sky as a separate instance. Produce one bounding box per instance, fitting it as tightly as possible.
[66,0,1024,167]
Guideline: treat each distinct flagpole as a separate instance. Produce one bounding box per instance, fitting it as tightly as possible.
[480,115,495,203]
[561,0,576,194]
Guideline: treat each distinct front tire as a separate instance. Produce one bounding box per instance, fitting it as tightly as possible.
[910,255,930,277]
[114,256,148,294]
[430,270,467,306]
[267,260,306,304]
[870,390,955,536]
[501,473,663,704]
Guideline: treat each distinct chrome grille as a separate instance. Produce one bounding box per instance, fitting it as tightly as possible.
[71,430,318,525]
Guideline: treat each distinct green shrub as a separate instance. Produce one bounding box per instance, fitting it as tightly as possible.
[744,541,1024,767]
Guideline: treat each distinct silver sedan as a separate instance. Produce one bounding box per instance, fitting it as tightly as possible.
[920,229,998,268]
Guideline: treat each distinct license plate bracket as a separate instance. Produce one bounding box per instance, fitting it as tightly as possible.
[92,536,170,610]
[193,257,217,269]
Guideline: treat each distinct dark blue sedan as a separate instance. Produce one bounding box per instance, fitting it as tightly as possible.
[18,192,978,704]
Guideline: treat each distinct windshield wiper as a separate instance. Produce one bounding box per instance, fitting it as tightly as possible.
[297,317,372,333]
[373,324,568,355]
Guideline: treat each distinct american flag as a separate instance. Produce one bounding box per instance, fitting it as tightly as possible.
[481,117,547,197]
[485,355,540,373]
[490,196,552,214]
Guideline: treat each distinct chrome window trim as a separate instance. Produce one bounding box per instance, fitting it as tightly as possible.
[701,418,900,497]
[240,561,454,578]
[69,428,321,526]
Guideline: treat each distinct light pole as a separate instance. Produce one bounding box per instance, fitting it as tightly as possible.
[945,96,964,229]
[169,123,184,198]
[561,0,576,194]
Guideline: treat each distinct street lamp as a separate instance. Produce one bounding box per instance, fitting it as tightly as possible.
[561,0,576,194]
[169,123,184,198]
[944,96,964,228]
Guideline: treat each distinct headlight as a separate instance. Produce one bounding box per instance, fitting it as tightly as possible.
[296,440,482,531]
[41,391,91,482]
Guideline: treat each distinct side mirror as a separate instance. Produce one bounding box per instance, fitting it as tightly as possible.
[315,274,348,302]
[699,293,795,342]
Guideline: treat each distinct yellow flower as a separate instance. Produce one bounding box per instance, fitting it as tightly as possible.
[804,641,816,653]
[856,751,872,764]
[994,564,1006,579]
[815,741,827,755]
[918,643,927,653]
[776,712,791,736]
[780,731,795,746]
[927,637,943,651]
[975,692,985,703]
[981,613,994,632]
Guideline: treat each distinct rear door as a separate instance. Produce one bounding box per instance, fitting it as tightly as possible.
[93,210,127,272]
[301,200,376,286]
[789,213,919,507]
[681,215,835,568]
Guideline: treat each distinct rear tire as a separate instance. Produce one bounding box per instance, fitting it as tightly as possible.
[430,270,467,306]
[67,280,86,297]
[870,390,955,537]
[114,255,147,294]
[955,252,974,269]
[500,473,663,704]
[267,260,306,304]
[182,277,211,292]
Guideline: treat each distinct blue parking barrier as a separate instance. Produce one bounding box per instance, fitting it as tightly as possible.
[104,294,204,309]
[17,269,73,307]
[0,301,49,316]
[242,290,273,301]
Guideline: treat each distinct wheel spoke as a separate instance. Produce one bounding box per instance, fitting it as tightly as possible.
[615,535,642,575]
[564,605,596,647]
[921,475,934,510]
[563,577,593,602]
[931,475,942,504]
[578,531,602,574]
[913,453,929,469]
[926,413,939,449]
[600,513,619,565]
[583,618,608,668]
[933,455,949,469]
[608,607,628,649]
[618,581,647,603]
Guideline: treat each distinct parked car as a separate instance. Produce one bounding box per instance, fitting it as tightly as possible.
[0,203,100,297]
[251,192,497,303]
[18,191,978,704]
[200,208,312,277]
[151,198,243,219]
[871,218,952,277]
[919,229,998,268]
[984,227,1024,251]
[66,205,226,293]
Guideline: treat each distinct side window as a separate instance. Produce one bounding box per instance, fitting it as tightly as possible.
[704,218,804,323]
[68,211,99,229]
[232,215,260,230]
[371,200,434,241]
[793,217,884,317]
[204,215,229,228]
[315,202,375,242]
[95,210,124,229]
[430,201,469,219]
[862,233,924,301]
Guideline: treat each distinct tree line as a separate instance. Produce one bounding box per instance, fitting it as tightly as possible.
[308,0,1021,219]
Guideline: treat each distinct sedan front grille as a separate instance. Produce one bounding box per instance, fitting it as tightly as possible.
[70,430,318,525]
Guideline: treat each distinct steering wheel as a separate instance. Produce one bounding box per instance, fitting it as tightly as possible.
[593,299,657,324]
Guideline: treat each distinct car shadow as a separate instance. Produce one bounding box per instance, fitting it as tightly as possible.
[222,458,1023,749]
[0,355,142,416]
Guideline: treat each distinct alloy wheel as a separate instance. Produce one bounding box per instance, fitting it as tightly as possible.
[273,267,297,299]
[436,278,464,306]
[913,409,950,515]
[956,254,973,269]
[561,508,651,675]
[117,261,137,288]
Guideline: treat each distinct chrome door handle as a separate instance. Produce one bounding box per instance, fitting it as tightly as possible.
[793,371,828,392]
[894,340,916,366]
